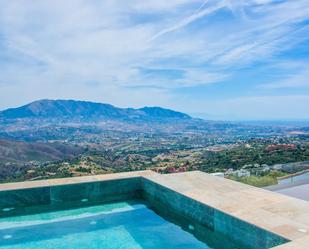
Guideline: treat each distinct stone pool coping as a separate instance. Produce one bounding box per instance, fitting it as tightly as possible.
[0,170,308,248]
[0,170,153,191]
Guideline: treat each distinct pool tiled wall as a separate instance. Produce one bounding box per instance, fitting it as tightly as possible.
[0,187,50,210]
[0,177,141,217]
[142,178,289,249]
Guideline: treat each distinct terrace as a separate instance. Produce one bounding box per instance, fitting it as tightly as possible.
[0,171,308,248]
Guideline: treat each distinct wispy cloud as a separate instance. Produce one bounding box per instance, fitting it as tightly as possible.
[150,0,222,41]
[212,1,309,66]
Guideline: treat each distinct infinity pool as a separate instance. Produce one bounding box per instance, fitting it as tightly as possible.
[0,201,241,249]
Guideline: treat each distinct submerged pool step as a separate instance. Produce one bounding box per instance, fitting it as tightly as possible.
[0,202,143,230]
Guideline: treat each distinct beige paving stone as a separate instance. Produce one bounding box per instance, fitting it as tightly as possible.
[271,224,309,240]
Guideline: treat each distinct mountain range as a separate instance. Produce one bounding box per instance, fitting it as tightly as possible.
[0,99,191,122]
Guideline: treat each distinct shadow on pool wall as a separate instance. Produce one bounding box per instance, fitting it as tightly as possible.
[142,178,289,249]
[0,176,289,249]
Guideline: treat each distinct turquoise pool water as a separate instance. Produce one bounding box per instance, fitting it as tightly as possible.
[0,201,222,249]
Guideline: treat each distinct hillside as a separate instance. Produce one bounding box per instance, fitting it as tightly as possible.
[0,140,83,164]
[0,139,84,181]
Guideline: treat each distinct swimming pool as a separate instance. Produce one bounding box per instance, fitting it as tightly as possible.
[0,201,244,249]
[0,174,289,249]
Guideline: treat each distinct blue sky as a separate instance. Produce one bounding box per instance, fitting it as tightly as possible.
[0,0,308,120]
